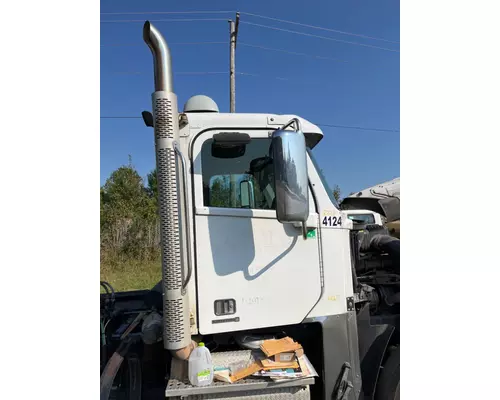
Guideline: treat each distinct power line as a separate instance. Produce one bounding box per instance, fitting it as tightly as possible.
[239,11,399,44]
[237,72,289,81]
[316,123,399,133]
[107,71,289,81]
[100,40,349,64]
[239,42,349,63]
[240,21,399,53]
[101,10,234,15]
[101,116,142,119]
[109,71,228,76]
[175,71,227,75]
[100,39,350,64]
[106,70,307,81]
[101,18,227,23]
[101,41,226,47]
[107,70,373,88]
[99,10,397,44]
[100,116,399,133]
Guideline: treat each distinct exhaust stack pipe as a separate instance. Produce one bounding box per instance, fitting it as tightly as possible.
[143,22,174,92]
[143,21,193,356]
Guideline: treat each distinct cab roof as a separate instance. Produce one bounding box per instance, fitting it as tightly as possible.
[182,112,324,149]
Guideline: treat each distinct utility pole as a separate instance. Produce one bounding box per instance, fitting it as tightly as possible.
[229,13,240,206]
[229,12,240,113]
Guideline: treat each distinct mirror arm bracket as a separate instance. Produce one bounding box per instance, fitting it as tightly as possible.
[280,118,302,133]
[302,223,308,240]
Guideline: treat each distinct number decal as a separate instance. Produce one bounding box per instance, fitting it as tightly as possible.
[322,215,342,227]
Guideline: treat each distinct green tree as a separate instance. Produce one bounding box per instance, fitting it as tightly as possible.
[100,160,159,261]
[209,176,231,207]
[146,168,158,199]
[102,166,146,213]
[332,184,342,203]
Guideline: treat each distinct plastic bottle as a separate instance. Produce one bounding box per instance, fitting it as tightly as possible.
[188,342,214,387]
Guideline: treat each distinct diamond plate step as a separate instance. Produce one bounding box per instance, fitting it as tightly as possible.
[166,350,314,399]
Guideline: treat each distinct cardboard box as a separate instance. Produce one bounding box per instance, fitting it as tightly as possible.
[260,337,302,357]
[230,361,262,383]
[274,352,296,363]
[261,358,299,370]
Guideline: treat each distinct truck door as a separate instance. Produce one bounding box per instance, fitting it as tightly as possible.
[192,130,322,334]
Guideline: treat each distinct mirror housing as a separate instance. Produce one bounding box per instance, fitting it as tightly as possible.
[271,122,309,224]
[142,111,154,127]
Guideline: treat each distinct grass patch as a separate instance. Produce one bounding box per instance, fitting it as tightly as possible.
[101,259,161,292]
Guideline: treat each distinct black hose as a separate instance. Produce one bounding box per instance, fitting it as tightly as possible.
[100,319,108,370]
[370,235,400,254]
[101,281,115,301]
[369,235,400,273]
[100,283,109,296]
[100,336,138,400]
[100,352,125,400]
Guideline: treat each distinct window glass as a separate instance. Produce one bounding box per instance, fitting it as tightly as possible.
[307,148,339,207]
[201,138,276,209]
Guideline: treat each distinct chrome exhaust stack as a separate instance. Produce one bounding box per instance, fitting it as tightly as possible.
[143,21,193,356]
[143,21,174,92]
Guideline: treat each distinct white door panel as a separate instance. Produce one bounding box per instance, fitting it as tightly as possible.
[195,213,321,334]
[192,130,322,334]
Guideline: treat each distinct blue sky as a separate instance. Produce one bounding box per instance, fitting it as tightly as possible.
[100,0,399,197]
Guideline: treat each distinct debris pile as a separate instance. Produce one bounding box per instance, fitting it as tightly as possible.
[214,337,318,383]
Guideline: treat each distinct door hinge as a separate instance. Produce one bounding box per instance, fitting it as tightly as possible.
[346,297,354,311]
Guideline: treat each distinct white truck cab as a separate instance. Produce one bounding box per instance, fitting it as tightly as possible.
[176,107,354,335]
[118,21,401,400]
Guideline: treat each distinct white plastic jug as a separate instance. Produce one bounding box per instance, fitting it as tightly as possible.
[188,342,214,387]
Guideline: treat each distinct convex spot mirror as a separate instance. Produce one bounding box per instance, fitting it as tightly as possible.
[270,128,309,223]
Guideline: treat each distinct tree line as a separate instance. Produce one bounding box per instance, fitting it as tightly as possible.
[100,158,159,263]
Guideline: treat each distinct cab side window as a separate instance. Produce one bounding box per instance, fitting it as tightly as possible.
[201,138,276,210]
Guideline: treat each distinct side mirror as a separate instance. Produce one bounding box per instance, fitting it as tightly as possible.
[240,180,255,209]
[271,121,309,225]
